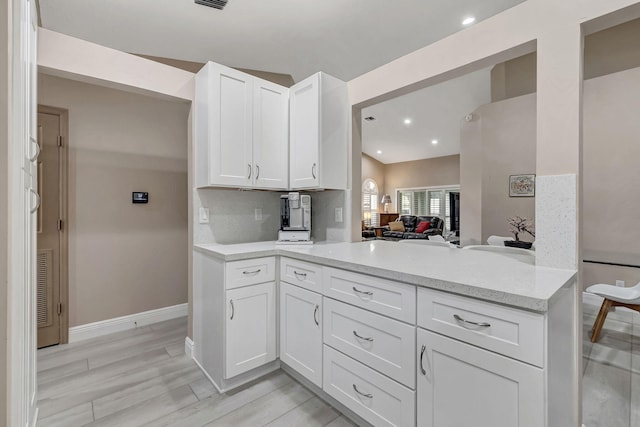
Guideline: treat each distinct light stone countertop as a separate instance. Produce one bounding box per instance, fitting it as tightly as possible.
[194,240,577,312]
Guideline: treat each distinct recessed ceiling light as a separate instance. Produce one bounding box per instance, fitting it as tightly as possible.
[431,139,439,145]
[462,16,475,26]
[404,118,412,125]
[376,150,382,154]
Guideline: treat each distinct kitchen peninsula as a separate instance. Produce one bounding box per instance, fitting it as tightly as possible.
[193,240,577,427]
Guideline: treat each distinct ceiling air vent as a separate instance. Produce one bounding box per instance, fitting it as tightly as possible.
[195,0,228,10]
[364,116,376,121]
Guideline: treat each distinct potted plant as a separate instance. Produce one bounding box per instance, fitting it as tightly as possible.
[506,216,535,249]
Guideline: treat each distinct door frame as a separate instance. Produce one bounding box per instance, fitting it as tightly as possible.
[38,104,69,344]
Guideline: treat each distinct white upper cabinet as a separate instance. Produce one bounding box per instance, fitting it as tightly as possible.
[195,62,289,189]
[253,79,289,189]
[289,73,349,190]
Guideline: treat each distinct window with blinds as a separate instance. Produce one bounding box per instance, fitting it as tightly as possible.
[396,187,460,233]
[362,179,379,227]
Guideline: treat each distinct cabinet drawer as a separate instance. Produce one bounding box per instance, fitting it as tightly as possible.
[323,345,415,427]
[323,299,415,388]
[323,267,416,323]
[225,257,275,289]
[417,288,544,367]
[280,257,322,292]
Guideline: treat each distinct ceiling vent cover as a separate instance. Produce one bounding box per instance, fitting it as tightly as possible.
[195,0,228,10]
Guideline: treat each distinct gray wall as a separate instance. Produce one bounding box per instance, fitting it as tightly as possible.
[491,18,640,102]
[460,94,537,245]
[582,66,640,289]
[384,155,460,212]
[38,74,190,327]
[0,0,9,419]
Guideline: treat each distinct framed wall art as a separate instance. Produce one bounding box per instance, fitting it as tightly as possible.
[509,174,535,197]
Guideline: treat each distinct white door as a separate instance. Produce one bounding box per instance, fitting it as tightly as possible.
[280,282,322,387]
[209,64,253,187]
[289,73,320,189]
[225,282,276,378]
[253,79,288,189]
[416,328,544,427]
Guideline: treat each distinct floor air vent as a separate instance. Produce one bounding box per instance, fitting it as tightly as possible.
[195,0,228,10]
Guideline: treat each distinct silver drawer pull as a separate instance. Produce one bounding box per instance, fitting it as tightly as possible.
[453,314,491,328]
[311,163,317,179]
[229,300,234,320]
[314,305,319,326]
[352,384,373,398]
[353,331,373,342]
[242,269,261,275]
[352,286,373,296]
[247,164,252,179]
[293,271,307,279]
[419,345,427,375]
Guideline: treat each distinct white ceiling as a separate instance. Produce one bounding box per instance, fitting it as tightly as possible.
[362,69,492,164]
[38,0,525,82]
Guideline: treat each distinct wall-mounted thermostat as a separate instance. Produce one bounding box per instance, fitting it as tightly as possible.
[132,192,149,204]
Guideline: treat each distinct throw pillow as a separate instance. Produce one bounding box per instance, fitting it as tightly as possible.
[415,221,431,233]
[388,221,405,232]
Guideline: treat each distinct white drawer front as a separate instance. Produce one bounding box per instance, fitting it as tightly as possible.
[225,257,276,289]
[417,288,545,367]
[280,257,322,292]
[322,267,416,323]
[323,345,415,427]
[323,298,415,388]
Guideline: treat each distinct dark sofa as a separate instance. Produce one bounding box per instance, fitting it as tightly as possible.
[382,215,444,240]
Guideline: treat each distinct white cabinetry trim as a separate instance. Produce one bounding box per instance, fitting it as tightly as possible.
[68,303,188,342]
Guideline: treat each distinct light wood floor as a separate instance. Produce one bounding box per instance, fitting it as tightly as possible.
[37,317,355,427]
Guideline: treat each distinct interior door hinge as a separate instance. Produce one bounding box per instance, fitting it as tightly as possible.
[57,303,62,316]
[57,135,63,147]
[57,218,63,231]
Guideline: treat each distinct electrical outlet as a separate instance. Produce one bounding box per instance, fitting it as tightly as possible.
[254,208,263,221]
[199,207,210,224]
[616,280,625,287]
[334,207,343,223]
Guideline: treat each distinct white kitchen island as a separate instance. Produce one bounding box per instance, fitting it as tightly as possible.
[192,240,578,427]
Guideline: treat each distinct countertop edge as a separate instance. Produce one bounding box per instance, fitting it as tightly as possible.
[193,243,577,312]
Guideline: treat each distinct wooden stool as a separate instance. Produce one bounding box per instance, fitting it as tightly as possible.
[587,282,640,343]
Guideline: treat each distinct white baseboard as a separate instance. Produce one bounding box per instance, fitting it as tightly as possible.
[185,336,194,359]
[69,303,188,343]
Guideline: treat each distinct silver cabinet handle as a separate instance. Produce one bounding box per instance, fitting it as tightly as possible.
[29,136,40,162]
[419,344,427,375]
[293,271,307,280]
[352,286,373,296]
[314,305,319,326]
[255,164,260,180]
[229,300,234,320]
[30,188,40,214]
[311,163,317,179]
[352,384,373,398]
[353,331,373,342]
[247,164,252,179]
[242,269,261,275]
[453,314,491,328]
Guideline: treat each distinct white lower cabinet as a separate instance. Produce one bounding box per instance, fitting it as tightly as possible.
[279,282,323,387]
[225,282,276,379]
[416,328,544,427]
[323,345,415,427]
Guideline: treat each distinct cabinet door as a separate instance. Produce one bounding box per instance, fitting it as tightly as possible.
[416,329,544,427]
[209,64,253,187]
[253,79,289,189]
[225,282,276,379]
[289,73,320,189]
[280,282,322,387]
